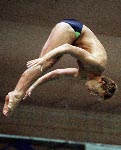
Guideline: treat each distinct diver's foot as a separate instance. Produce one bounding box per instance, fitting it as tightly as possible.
[3,91,22,117]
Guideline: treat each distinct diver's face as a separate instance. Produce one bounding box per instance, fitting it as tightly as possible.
[85,79,105,98]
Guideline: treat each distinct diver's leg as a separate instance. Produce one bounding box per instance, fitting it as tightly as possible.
[14,22,75,95]
[39,22,75,57]
[3,22,76,116]
[3,56,62,116]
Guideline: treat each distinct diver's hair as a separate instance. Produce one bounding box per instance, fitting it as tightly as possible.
[101,76,118,100]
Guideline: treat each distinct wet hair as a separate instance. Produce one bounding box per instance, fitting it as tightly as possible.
[101,76,118,100]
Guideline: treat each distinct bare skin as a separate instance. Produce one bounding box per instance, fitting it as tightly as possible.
[3,22,107,116]
[23,68,105,100]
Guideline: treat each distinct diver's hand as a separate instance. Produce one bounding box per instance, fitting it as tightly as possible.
[23,87,33,100]
[27,58,44,69]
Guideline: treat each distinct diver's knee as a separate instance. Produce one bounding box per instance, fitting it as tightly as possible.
[22,67,41,77]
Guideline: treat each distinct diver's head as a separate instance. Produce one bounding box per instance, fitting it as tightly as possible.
[85,76,118,101]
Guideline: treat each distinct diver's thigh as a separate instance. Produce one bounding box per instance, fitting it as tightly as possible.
[39,22,75,57]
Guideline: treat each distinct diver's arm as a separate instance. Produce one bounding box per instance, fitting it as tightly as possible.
[27,44,105,74]
[23,68,80,99]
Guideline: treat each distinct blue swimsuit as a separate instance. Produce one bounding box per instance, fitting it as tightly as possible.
[61,19,83,38]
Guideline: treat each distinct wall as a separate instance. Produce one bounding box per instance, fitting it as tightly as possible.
[0,19,121,146]
[0,19,121,111]
[1,105,121,145]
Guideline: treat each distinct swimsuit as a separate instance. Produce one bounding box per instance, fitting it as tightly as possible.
[61,19,83,39]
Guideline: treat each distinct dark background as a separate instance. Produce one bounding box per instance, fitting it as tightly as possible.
[0,0,121,146]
